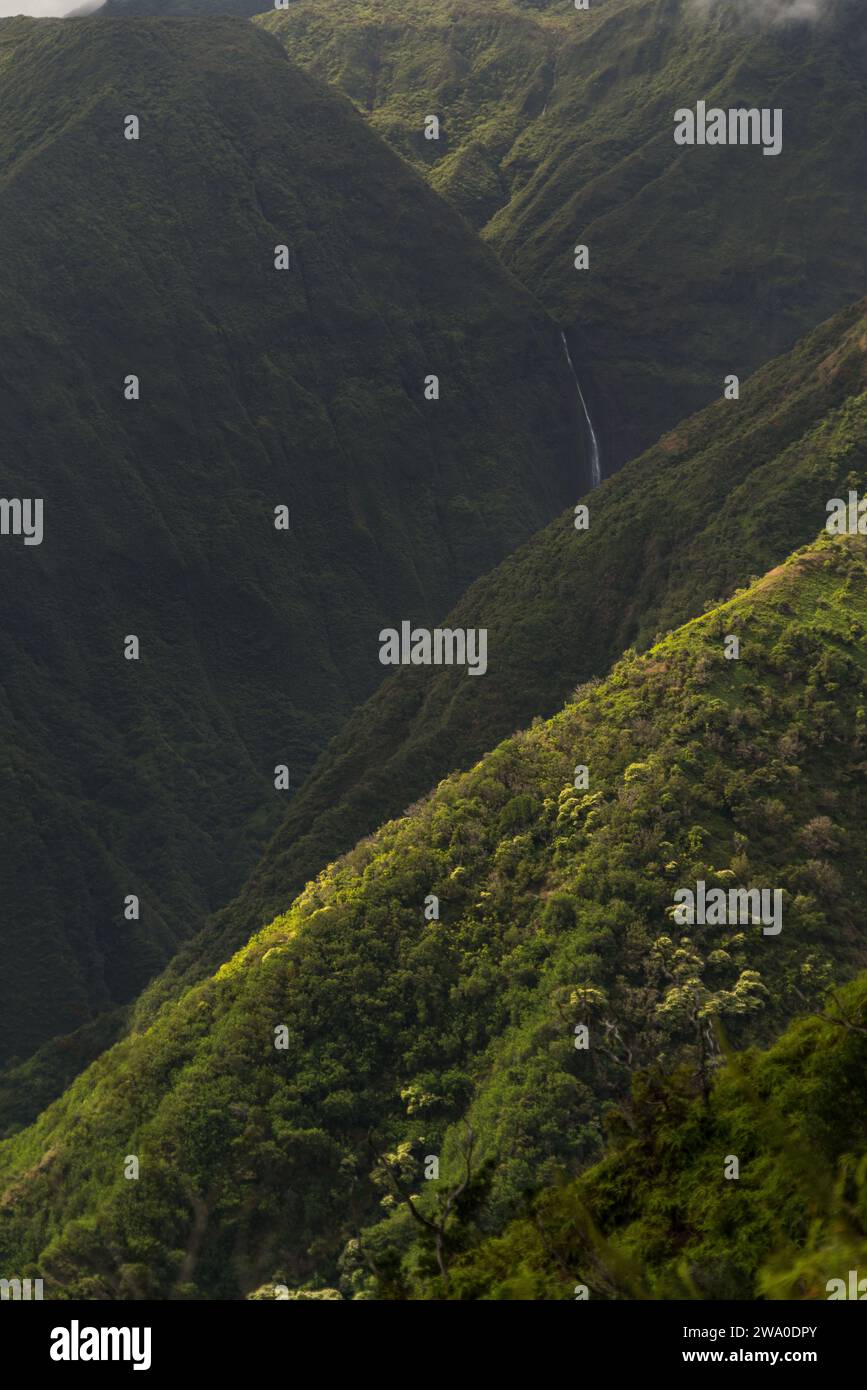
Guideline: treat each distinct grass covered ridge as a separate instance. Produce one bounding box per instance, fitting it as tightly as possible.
[1,530,865,1297]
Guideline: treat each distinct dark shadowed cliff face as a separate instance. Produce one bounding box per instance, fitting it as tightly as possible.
[0,15,581,1064]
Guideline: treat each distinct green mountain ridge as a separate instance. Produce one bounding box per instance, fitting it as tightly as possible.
[261,0,867,467]
[135,298,867,1024]
[1,525,865,1297]
[0,15,580,1066]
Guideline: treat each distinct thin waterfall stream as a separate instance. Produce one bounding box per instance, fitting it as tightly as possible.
[560,330,602,489]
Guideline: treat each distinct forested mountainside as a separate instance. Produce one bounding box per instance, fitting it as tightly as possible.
[0,16,579,1065]
[135,300,867,1020]
[263,0,867,466]
[386,975,867,1300]
[1,529,864,1298]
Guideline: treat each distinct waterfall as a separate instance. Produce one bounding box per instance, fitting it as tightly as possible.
[560,330,602,489]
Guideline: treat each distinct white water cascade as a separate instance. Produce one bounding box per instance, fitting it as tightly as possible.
[560,330,602,489]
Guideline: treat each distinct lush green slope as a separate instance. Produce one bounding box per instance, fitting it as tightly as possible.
[0,15,581,1066]
[262,0,560,232]
[139,299,867,1017]
[1,529,865,1298]
[262,0,867,467]
[393,975,867,1300]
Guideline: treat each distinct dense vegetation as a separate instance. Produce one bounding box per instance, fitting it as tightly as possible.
[262,0,867,465]
[391,975,867,1300]
[0,16,580,1066]
[1,529,865,1297]
[140,300,867,1016]
[2,1,864,1306]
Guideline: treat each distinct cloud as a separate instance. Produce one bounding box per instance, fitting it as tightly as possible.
[0,0,103,13]
[692,0,828,21]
